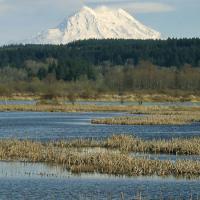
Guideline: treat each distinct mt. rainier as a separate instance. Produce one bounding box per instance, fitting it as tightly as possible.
[25,6,161,44]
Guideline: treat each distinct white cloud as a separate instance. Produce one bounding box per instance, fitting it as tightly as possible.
[124,2,175,13]
[0,0,174,16]
[86,1,175,13]
[3,0,75,17]
[0,3,12,14]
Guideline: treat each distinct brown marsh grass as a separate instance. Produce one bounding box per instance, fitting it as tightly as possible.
[53,135,200,155]
[0,139,200,178]
[0,136,200,178]
[104,135,200,155]
[0,104,147,113]
[91,112,200,125]
[1,103,200,113]
[2,93,200,102]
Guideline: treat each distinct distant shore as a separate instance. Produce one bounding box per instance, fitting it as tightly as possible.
[1,93,200,103]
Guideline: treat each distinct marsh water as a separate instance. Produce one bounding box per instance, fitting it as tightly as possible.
[0,161,199,200]
[0,111,200,140]
[0,100,36,105]
[0,102,200,199]
[131,153,200,162]
[1,99,200,107]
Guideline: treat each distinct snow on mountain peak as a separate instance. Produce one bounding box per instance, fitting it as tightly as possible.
[24,6,161,44]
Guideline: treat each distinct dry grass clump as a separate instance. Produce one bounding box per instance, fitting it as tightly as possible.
[1,135,199,158]
[105,135,136,152]
[0,140,44,161]
[69,152,200,178]
[0,139,200,178]
[103,135,200,155]
[148,137,200,155]
[49,135,200,155]
[91,113,200,125]
[53,138,102,149]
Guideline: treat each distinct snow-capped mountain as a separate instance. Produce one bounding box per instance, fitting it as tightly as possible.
[24,6,161,44]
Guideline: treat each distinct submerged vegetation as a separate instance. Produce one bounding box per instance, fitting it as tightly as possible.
[0,135,200,178]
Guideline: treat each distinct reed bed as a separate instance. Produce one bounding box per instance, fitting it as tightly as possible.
[130,110,200,115]
[0,136,200,178]
[104,135,200,155]
[1,103,200,113]
[0,104,144,113]
[91,112,200,125]
[53,135,200,155]
[0,139,200,178]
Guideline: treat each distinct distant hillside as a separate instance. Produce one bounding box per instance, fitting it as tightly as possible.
[0,39,200,96]
[1,38,200,69]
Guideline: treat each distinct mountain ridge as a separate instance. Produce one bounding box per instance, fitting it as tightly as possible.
[23,6,161,44]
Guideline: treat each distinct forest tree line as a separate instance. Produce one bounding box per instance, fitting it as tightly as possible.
[0,60,200,97]
[0,38,200,96]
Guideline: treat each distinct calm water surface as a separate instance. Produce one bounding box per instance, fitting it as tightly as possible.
[0,112,200,140]
[132,153,200,162]
[1,100,200,107]
[0,161,199,200]
[0,100,36,105]
[0,109,200,199]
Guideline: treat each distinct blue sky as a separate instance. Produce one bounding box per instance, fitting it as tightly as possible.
[0,0,199,44]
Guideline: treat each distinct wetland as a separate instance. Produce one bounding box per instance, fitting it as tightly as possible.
[0,100,200,199]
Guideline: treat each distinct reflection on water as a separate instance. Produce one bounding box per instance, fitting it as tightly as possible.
[0,161,70,179]
[0,112,200,141]
[131,153,200,162]
[0,161,199,200]
[0,100,36,105]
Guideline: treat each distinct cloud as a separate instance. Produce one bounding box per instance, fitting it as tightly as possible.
[124,2,175,13]
[0,1,13,14]
[0,0,83,15]
[0,0,174,16]
[86,0,175,13]
[4,0,78,17]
